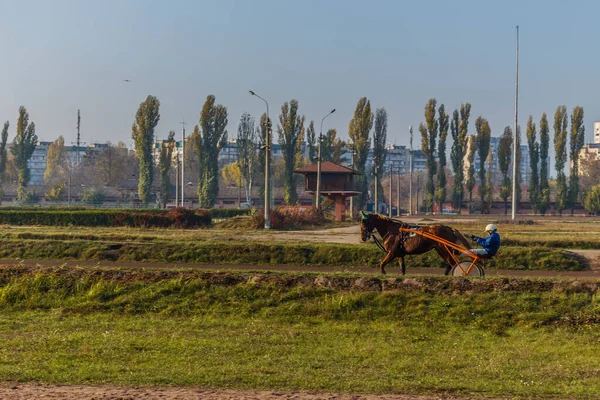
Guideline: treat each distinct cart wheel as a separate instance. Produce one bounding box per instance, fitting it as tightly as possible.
[451,261,485,277]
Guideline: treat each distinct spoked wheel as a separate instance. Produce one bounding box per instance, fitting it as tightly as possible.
[450,261,485,277]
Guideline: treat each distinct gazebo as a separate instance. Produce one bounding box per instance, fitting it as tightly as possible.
[294,161,361,221]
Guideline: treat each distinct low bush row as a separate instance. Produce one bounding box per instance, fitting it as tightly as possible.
[0,208,211,228]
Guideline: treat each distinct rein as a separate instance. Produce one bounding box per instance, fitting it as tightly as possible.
[372,234,387,252]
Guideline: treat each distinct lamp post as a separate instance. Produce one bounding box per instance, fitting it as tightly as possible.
[316,109,336,209]
[388,163,393,218]
[511,26,519,221]
[249,90,271,229]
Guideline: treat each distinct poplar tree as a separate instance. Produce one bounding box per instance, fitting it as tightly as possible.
[0,121,10,185]
[132,95,160,206]
[158,131,175,208]
[526,115,540,213]
[450,103,471,212]
[321,129,346,164]
[498,127,513,214]
[306,121,317,164]
[44,135,68,184]
[237,112,257,205]
[372,108,388,204]
[348,97,373,210]
[538,113,550,214]
[11,106,38,202]
[465,136,476,213]
[436,104,448,213]
[554,106,568,215]
[420,99,438,213]
[568,106,585,215]
[475,117,491,212]
[277,99,304,205]
[486,150,494,211]
[331,136,346,164]
[196,95,228,208]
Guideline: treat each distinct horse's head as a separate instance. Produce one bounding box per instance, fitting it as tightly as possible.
[359,211,372,242]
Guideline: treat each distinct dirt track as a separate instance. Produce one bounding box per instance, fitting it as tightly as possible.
[0,383,514,400]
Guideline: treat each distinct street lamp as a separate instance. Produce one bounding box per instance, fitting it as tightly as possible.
[249,90,271,229]
[373,156,379,213]
[316,108,336,209]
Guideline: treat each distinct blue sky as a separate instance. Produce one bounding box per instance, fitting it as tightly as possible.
[0,0,598,149]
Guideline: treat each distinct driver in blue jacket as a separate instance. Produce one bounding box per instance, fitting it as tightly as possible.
[469,224,500,258]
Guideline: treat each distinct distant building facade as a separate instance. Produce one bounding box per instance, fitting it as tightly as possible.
[464,136,531,185]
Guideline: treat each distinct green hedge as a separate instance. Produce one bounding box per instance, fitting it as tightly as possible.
[0,208,211,228]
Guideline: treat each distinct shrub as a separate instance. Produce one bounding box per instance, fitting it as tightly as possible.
[80,189,106,206]
[252,207,326,230]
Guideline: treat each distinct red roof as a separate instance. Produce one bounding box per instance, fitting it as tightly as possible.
[294,161,358,174]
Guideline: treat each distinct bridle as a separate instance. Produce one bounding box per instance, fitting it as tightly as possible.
[360,214,388,252]
[360,217,372,242]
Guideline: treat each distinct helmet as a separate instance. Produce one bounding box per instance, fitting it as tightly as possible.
[485,224,497,233]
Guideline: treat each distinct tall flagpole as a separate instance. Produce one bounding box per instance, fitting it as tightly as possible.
[511,25,519,221]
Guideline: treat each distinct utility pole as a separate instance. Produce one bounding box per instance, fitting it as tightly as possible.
[180,119,186,208]
[175,158,179,207]
[388,163,393,218]
[349,143,355,219]
[76,110,81,164]
[396,164,400,217]
[416,172,420,214]
[374,157,379,213]
[511,25,519,221]
[71,110,86,164]
[409,125,413,215]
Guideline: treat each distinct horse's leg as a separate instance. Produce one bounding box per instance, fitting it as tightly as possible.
[434,246,454,276]
[379,250,397,275]
[397,255,406,275]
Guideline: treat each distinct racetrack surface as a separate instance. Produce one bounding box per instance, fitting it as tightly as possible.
[0,383,519,400]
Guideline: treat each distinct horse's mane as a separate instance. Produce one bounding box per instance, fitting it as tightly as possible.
[370,213,404,225]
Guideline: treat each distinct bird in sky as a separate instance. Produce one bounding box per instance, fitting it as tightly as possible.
[123,79,131,82]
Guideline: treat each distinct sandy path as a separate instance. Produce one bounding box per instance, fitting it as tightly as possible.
[0,383,512,400]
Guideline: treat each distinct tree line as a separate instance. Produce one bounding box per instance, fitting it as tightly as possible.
[417,98,587,215]
[2,98,593,215]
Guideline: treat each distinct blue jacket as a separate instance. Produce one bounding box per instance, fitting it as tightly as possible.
[476,232,500,256]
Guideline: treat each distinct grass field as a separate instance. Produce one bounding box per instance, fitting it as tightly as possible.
[0,268,598,399]
[0,215,595,272]
[0,216,599,399]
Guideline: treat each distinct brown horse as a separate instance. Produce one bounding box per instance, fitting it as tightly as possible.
[359,212,471,275]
